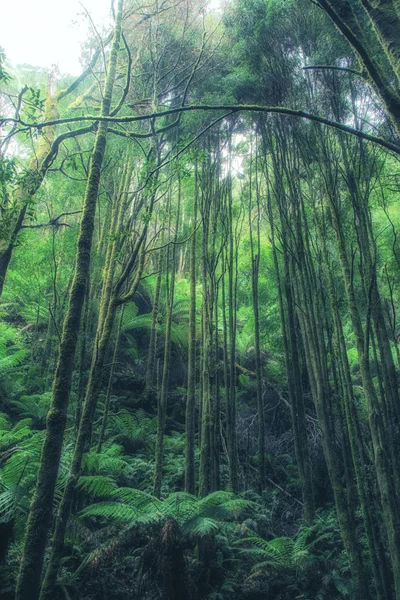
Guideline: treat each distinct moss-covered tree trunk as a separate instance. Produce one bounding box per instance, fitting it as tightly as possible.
[264,130,315,524]
[153,183,180,498]
[324,176,400,599]
[185,165,198,494]
[321,234,391,600]
[199,176,212,496]
[270,127,370,599]
[249,149,265,494]
[226,160,238,492]
[315,0,400,135]
[40,231,148,600]
[15,4,124,599]
[359,0,400,85]
[96,305,124,453]
[144,249,163,403]
[292,244,371,600]
[199,153,221,495]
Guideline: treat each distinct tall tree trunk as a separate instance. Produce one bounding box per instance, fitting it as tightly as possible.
[185,166,198,494]
[226,156,238,492]
[199,177,212,497]
[263,131,315,523]
[315,0,400,134]
[153,182,180,497]
[249,147,265,493]
[323,170,400,599]
[144,249,163,403]
[15,5,124,598]
[40,235,146,600]
[97,305,125,453]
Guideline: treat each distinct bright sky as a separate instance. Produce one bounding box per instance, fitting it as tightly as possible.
[1,0,222,76]
[1,1,112,75]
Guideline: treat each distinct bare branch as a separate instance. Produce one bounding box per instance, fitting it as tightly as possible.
[5,103,400,155]
[302,64,366,78]
[21,210,82,230]
[110,31,133,117]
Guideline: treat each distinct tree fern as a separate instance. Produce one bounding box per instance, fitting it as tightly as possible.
[109,487,162,511]
[182,516,220,537]
[78,487,251,542]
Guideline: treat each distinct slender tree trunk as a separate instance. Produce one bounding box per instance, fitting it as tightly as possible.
[40,238,146,600]
[185,166,198,494]
[76,284,91,430]
[15,5,124,598]
[97,305,125,453]
[144,249,163,403]
[325,181,400,599]
[226,160,238,492]
[199,177,212,496]
[264,133,315,523]
[249,149,265,493]
[153,182,180,497]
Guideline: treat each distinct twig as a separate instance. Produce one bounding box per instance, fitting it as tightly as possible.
[48,303,61,343]
[267,478,304,506]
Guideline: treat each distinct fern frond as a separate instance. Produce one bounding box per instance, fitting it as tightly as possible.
[0,414,11,431]
[77,476,117,498]
[83,445,129,475]
[79,502,138,522]
[11,392,52,418]
[12,418,33,433]
[121,313,154,333]
[0,349,28,372]
[109,487,162,511]
[182,516,220,537]
[0,484,29,516]
[198,491,234,507]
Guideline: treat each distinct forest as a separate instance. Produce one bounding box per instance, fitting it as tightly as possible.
[1,0,400,598]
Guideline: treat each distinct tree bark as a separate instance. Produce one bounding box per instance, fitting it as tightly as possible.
[15,4,124,598]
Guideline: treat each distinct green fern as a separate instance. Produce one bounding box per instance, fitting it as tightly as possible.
[77,476,117,498]
[78,487,251,541]
[0,413,11,431]
[0,349,28,373]
[79,502,139,522]
[121,312,154,334]
[82,444,131,476]
[10,392,52,419]
[241,526,331,574]
[112,410,157,445]
[183,516,220,537]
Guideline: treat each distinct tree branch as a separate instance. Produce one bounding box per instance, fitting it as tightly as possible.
[20,211,82,230]
[303,64,366,78]
[4,104,400,155]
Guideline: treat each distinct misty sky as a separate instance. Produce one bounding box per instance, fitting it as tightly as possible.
[1,0,222,75]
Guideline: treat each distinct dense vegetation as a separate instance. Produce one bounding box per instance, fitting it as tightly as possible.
[2,0,400,598]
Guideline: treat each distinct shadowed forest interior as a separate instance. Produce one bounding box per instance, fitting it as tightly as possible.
[2,0,400,598]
